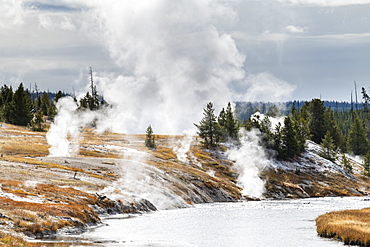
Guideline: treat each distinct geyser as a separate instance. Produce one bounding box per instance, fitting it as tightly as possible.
[44,0,295,202]
[83,0,245,134]
[227,128,271,198]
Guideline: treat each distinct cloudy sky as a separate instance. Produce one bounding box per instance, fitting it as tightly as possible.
[1,0,370,102]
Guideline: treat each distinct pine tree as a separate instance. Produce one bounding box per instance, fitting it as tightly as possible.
[348,116,369,155]
[292,103,310,154]
[40,92,50,116]
[8,83,33,126]
[145,125,156,148]
[291,104,299,121]
[294,118,308,154]
[218,102,239,142]
[0,85,13,122]
[79,91,101,111]
[218,107,226,136]
[325,108,345,151]
[55,90,64,102]
[362,87,370,113]
[272,122,283,156]
[30,109,45,132]
[194,102,222,147]
[363,152,370,176]
[309,99,327,144]
[281,116,298,158]
[319,131,337,162]
[341,154,352,173]
[224,102,239,140]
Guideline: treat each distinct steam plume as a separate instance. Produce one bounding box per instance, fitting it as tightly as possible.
[81,0,245,134]
[47,97,80,157]
[44,1,295,204]
[227,128,271,198]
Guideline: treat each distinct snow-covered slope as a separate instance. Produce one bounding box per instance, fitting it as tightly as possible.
[263,141,369,199]
[273,141,356,177]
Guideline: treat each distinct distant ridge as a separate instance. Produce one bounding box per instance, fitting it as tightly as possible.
[235,100,364,121]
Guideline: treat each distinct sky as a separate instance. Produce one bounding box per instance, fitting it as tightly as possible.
[1,0,370,103]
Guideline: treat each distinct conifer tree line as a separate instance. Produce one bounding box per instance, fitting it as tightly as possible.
[194,102,240,147]
[0,81,105,131]
[0,68,104,131]
[195,98,370,167]
[77,67,105,111]
[0,83,65,131]
[244,98,370,160]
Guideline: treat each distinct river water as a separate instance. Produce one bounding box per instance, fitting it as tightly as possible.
[39,196,370,247]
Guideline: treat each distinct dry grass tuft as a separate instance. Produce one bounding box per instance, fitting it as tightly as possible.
[151,147,177,160]
[0,123,244,244]
[316,208,370,246]
[0,231,41,246]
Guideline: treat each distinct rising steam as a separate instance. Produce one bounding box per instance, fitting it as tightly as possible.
[44,1,294,203]
[47,97,80,157]
[227,128,271,198]
[47,0,247,154]
[83,0,245,134]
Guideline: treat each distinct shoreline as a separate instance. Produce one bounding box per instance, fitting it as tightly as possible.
[316,207,370,246]
[1,124,370,245]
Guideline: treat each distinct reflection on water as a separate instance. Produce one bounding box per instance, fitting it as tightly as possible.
[37,197,370,246]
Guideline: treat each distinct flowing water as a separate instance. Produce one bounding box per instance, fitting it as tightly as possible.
[39,197,370,246]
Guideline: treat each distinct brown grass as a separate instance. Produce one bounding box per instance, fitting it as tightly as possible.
[316,208,370,246]
[0,231,42,246]
[0,123,244,244]
[151,147,177,160]
[261,167,365,198]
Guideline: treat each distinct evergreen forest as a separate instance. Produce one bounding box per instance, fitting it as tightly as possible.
[196,96,370,174]
[0,82,102,131]
[2,80,370,170]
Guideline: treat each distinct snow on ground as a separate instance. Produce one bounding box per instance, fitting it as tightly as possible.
[0,185,46,204]
[83,144,147,157]
[271,141,360,178]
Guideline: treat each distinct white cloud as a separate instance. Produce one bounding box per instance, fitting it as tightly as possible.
[60,16,76,31]
[315,32,370,40]
[285,25,305,33]
[0,0,27,27]
[236,73,296,102]
[38,14,54,30]
[232,31,287,42]
[278,0,370,6]
[38,14,77,31]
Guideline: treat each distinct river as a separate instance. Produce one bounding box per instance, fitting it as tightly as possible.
[38,196,370,246]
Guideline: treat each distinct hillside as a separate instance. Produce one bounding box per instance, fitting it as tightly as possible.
[0,123,369,245]
[264,141,370,199]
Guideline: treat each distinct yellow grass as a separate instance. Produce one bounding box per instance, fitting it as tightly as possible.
[316,208,370,246]
[0,231,41,246]
[151,147,177,160]
[0,123,244,244]
[0,180,101,237]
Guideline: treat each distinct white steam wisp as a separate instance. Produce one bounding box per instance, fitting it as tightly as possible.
[47,97,80,157]
[173,129,196,163]
[46,96,104,157]
[227,128,271,198]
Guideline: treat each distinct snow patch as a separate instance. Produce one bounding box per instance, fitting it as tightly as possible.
[271,141,355,178]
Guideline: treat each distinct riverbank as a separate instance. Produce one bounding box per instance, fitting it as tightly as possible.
[316,208,370,246]
[60,197,370,246]
[0,124,241,245]
[1,123,370,245]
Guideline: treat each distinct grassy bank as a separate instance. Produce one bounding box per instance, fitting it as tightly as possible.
[2,122,370,245]
[316,208,370,246]
[0,123,242,245]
